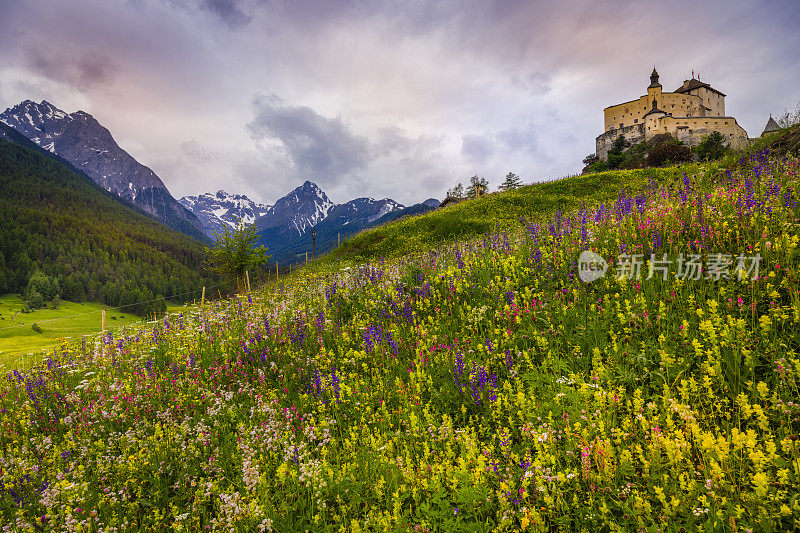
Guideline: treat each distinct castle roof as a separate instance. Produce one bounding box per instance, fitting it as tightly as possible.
[643,107,667,118]
[762,115,781,136]
[648,67,662,88]
[675,77,726,97]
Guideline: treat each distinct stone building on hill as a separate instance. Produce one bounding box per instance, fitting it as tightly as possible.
[596,68,748,160]
[761,115,781,137]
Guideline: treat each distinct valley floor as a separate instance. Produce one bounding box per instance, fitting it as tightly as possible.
[0,295,191,368]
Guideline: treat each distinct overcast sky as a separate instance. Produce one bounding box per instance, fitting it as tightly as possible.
[1,0,798,205]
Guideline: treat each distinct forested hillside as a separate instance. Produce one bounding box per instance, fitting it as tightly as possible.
[0,139,216,315]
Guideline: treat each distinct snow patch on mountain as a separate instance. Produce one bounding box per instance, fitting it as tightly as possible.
[179,190,271,239]
[0,99,209,242]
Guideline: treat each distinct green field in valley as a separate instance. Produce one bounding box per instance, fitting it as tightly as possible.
[0,294,193,368]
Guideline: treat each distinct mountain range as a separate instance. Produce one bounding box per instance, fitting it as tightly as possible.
[180,181,438,264]
[0,100,208,243]
[0,134,216,315]
[2,98,439,265]
[178,190,271,238]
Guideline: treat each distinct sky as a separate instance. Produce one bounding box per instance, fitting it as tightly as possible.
[1,0,798,206]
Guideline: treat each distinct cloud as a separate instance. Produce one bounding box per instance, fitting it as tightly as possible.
[22,45,118,92]
[198,0,252,27]
[247,95,374,184]
[161,0,252,27]
[461,134,495,164]
[511,71,551,96]
[496,125,539,155]
[1,0,799,206]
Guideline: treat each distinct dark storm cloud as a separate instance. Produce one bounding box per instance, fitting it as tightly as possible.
[248,95,374,183]
[1,0,799,204]
[198,0,251,27]
[22,45,118,92]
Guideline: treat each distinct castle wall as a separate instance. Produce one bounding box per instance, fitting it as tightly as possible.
[655,116,748,149]
[596,123,646,160]
[604,96,648,131]
[596,117,748,160]
[604,91,707,132]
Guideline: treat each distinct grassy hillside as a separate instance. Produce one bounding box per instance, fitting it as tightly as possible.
[0,139,217,316]
[2,143,799,530]
[325,165,699,265]
[324,125,800,268]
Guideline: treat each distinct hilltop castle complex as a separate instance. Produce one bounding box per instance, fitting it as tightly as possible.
[596,69,749,160]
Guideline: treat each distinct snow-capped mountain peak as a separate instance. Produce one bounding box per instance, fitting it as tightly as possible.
[261,180,336,236]
[180,179,437,260]
[179,190,271,239]
[0,99,208,242]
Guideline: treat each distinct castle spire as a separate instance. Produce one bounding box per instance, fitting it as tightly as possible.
[649,67,661,88]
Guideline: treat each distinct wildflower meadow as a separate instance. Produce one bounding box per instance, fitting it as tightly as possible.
[2,151,800,531]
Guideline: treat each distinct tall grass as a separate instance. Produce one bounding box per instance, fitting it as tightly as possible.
[1,153,799,530]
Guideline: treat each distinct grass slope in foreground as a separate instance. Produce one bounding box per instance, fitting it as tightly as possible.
[2,151,800,530]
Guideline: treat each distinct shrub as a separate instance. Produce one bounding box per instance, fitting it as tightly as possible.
[694,131,729,161]
[24,271,60,310]
[646,139,692,167]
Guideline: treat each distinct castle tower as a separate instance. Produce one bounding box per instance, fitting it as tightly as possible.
[647,67,662,106]
[649,68,661,88]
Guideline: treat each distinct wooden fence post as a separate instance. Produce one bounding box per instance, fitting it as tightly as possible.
[201,286,205,307]
[305,251,308,265]
[101,309,106,335]
[338,233,340,247]
[276,263,279,280]
[246,271,251,293]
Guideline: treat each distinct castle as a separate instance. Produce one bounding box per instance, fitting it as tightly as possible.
[596,68,749,160]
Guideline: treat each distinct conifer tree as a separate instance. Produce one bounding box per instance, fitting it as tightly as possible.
[465,175,489,198]
[447,182,465,199]
[498,172,522,191]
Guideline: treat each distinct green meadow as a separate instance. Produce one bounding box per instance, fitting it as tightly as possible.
[0,295,193,368]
